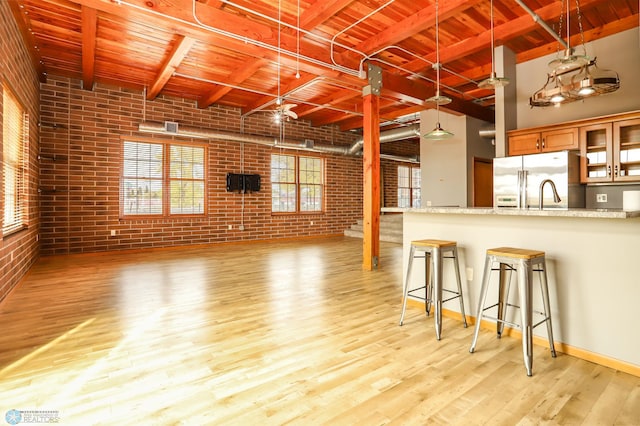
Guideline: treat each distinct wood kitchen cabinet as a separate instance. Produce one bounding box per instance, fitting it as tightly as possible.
[580,118,640,183]
[508,127,578,156]
[508,111,640,184]
[614,118,640,182]
[580,123,612,182]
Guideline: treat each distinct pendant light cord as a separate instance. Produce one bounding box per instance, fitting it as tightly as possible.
[435,0,441,120]
[490,0,495,75]
[277,0,281,104]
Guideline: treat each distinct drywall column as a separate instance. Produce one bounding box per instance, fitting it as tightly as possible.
[362,64,381,270]
[494,45,517,157]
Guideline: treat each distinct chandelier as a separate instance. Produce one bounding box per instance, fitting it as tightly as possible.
[529,0,620,108]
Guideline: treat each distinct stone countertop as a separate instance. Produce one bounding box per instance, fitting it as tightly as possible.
[381,206,640,219]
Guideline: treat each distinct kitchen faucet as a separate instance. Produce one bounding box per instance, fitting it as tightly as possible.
[539,179,561,209]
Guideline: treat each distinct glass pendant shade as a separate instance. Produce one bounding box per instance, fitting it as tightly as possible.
[478,73,510,89]
[423,122,454,140]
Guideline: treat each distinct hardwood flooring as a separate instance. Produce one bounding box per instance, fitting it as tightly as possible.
[0,236,638,425]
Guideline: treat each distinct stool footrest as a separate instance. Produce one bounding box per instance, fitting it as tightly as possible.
[481,315,521,329]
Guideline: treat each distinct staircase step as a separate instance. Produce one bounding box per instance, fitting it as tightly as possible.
[344,214,404,244]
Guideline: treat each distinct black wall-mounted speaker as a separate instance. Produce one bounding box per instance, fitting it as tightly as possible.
[226,173,261,193]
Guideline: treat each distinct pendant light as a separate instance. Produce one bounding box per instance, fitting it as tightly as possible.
[423,0,453,140]
[478,0,509,89]
[529,0,619,107]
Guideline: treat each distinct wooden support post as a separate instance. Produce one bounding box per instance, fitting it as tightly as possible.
[362,84,380,270]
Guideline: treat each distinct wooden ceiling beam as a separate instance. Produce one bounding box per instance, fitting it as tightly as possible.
[7,0,47,82]
[381,71,494,123]
[516,14,640,64]
[147,35,196,100]
[299,0,353,30]
[353,0,481,59]
[403,0,607,73]
[241,73,320,115]
[294,86,362,118]
[62,0,359,84]
[198,58,268,108]
[81,5,97,90]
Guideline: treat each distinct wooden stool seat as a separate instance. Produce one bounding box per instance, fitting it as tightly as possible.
[400,239,467,340]
[469,246,557,376]
[411,239,457,248]
[486,247,545,259]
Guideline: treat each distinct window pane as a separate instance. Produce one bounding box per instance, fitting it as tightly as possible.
[398,166,409,188]
[411,167,421,189]
[412,188,421,208]
[122,141,163,215]
[398,188,410,208]
[123,179,162,215]
[272,183,296,212]
[301,184,322,211]
[170,181,205,214]
[169,145,205,214]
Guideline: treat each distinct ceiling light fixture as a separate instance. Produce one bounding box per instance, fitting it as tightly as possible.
[478,0,509,89]
[424,0,453,140]
[530,0,620,107]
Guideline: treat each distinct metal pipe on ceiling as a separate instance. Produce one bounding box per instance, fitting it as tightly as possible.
[515,0,569,49]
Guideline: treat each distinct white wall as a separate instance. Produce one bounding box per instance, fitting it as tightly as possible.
[516,27,640,128]
[420,109,468,207]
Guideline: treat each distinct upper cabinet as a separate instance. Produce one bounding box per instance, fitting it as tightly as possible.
[580,117,640,183]
[614,118,640,182]
[508,111,640,184]
[580,123,612,182]
[508,128,578,156]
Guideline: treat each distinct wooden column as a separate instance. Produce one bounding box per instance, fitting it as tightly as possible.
[362,81,381,270]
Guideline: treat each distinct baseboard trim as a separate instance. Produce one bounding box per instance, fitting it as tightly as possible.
[405,298,640,377]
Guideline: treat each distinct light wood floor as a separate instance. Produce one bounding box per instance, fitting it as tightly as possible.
[1,237,638,425]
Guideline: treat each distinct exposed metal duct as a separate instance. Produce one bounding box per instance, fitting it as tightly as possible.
[137,121,419,163]
[479,128,496,139]
[349,123,420,154]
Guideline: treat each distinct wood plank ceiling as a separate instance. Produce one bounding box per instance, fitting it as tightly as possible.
[9,0,639,132]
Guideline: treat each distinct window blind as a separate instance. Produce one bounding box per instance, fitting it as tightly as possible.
[3,85,28,235]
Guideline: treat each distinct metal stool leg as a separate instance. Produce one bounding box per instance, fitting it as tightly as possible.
[517,259,534,376]
[433,246,443,340]
[452,246,467,328]
[425,251,432,317]
[470,254,493,353]
[538,259,557,357]
[497,263,512,337]
[399,244,416,326]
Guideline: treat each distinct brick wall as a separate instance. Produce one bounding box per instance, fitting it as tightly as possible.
[39,76,380,255]
[381,139,420,207]
[0,2,41,301]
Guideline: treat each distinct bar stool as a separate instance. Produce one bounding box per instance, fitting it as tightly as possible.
[469,247,557,376]
[399,239,467,340]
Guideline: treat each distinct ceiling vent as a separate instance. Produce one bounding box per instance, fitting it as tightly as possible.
[164,121,179,134]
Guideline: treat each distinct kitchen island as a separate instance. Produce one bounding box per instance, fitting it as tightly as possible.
[384,206,640,376]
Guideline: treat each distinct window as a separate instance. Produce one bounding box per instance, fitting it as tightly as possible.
[271,154,323,213]
[2,84,29,235]
[121,140,206,217]
[398,165,421,208]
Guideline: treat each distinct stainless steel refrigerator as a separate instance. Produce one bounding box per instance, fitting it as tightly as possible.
[494,151,585,209]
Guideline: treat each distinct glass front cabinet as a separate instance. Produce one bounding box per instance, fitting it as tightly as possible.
[580,117,640,183]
